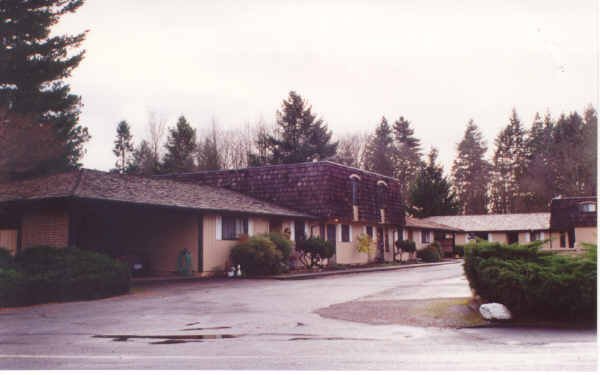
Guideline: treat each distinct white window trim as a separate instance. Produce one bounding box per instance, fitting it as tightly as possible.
[337,223,342,242]
[248,218,254,236]
[525,232,530,243]
[487,233,492,242]
[290,221,295,242]
[349,224,353,241]
[216,215,222,240]
[540,231,545,240]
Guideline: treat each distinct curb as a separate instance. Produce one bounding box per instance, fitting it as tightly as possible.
[269,260,463,280]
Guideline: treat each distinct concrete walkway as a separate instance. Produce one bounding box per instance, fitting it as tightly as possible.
[271,260,462,280]
[132,260,463,285]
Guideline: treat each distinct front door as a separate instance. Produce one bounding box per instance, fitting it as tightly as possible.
[377,227,384,261]
[327,224,337,263]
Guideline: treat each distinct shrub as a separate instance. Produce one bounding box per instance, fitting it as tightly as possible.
[453,245,465,258]
[230,235,283,276]
[416,246,441,263]
[396,240,416,253]
[356,233,374,254]
[1,246,130,307]
[0,247,13,269]
[463,241,596,320]
[266,232,293,261]
[295,236,335,268]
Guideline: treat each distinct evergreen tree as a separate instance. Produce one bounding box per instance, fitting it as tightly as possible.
[0,0,90,178]
[452,120,491,214]
[197,124,221,171]
[408,148,459,218]
[581,105,597,195]
[364,117,395,177]
[162,115,197,173]
[112,120,134,174]
[489,109,528,213]
[550,111,594,196]
[520,112,555,211]
[254,91,337,165]
[392,116,424,201]
[128,140,156,176]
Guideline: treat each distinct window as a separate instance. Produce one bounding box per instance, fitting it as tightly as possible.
[531,231,545,241]
[341,224,350,242]
[294,220,306,241]
[421,230,431,244]
[376,181,387,208]
[580,202,596,213]
[366,226,373,239]
[560,232,566,248]
[222,217,248,240]
[349,175,360,206]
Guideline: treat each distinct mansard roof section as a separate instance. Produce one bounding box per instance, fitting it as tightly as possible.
[160,161,405,226]
[550,196,597,230]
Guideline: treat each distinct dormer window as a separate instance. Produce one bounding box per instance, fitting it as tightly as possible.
[376,180,388,207]
[349,174,360,206]
[580,202,596,213]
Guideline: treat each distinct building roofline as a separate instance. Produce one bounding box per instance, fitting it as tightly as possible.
[157,160,402,183]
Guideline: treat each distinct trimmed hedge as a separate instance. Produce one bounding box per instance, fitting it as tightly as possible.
[230,235,283,276]
[416,246,441,263]
[1,246,130,307]
[463,241,596,319]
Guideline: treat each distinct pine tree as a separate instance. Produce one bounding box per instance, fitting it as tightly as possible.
[520,112,555,211]
[112,120,134,174]
[162,116,197,173]
[254,91,337,165]
[392,116,424,201]
[408,148,459,218]
[128,140,156,176]
[197,123,221,171]
[550,111,593,196]
[452,120,491,214]
[0,0,90,178]
[364,117,395,177]
[581,105,597,195]
[489,109,528,213]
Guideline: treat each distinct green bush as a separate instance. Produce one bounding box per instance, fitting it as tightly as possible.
[453,245,465,258]
[295,237,335,268]
[230,235,283,276]
[266,232,293,261]
[1,246,130,307]
[416,246,441,263]
[0,247,13,269]
[463,241,596,319]
[396,240,416,253]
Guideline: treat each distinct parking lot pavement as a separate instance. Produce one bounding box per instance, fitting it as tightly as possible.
[0,263,596,371]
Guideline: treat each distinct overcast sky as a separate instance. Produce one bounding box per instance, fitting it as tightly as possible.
[53,0,598,173]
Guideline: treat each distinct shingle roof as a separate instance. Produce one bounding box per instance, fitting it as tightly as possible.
[404,216,463,232]
[550,196,597,229]
[426,213,551,232]
[159,161,406,225]
[0,169,313,218]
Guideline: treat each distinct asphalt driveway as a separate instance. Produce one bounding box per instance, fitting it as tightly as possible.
[0,262,596,371]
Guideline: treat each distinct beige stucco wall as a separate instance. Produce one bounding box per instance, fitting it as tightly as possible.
[335,223,369,265]
[202,215,271,275]
[575,227,597,247]
[455,233,468,245]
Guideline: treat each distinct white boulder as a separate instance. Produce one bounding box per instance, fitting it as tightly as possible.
[479,303,512,320]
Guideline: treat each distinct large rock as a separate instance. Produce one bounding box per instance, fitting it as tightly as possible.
[479,303,512,320]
